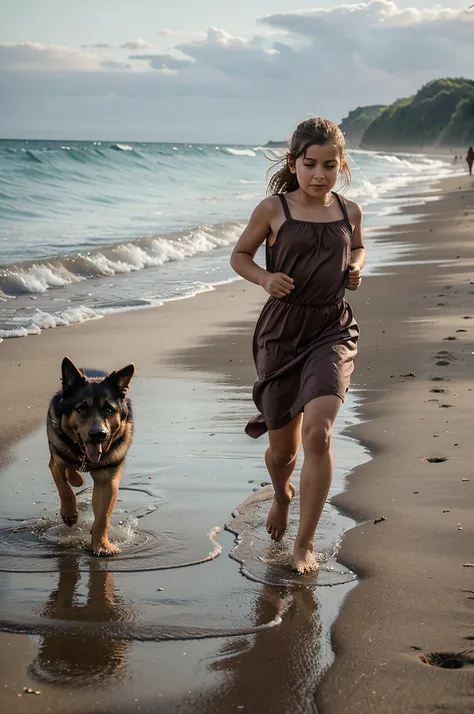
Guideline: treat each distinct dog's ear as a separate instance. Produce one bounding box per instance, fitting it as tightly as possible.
[61,357,84,390]
[106,363,135,396]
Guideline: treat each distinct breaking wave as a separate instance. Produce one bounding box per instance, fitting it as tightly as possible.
[0,222,244,298]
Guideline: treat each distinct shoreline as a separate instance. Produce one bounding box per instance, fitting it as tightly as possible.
[1,175,473,712]
[317,175,474,712]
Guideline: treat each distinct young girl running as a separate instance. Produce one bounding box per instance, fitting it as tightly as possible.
[230,118,365,574]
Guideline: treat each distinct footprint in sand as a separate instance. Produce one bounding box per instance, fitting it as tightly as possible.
[431,376,449,382]
[420,651,474,669]
[456,329,468,333]
[435,351,455,367]
[429,388,446,393]
[424,457,448,463]
[439,404,454,409]
[443,336,457,341]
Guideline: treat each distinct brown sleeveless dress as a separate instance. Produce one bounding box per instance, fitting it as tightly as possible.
[245,192,359,438]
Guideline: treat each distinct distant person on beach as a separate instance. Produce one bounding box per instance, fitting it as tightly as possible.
[230,118,365,574]
[467,147,474,175]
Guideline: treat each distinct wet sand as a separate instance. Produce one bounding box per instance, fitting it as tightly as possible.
[0,274,365,712]
[317,175,474,713]
[1,175,474,713]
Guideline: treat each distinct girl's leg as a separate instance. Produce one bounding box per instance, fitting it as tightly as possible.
[294,395,342,573]
[265,414,302,541]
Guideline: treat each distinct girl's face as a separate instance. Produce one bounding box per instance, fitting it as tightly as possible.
[291,143,341,197]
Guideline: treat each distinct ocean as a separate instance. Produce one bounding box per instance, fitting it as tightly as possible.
[0,139,457,339]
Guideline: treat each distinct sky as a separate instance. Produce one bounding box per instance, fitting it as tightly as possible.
[1,0,473,142]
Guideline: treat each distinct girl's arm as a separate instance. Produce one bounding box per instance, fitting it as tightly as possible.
[230,199,294,298]
[347,202,365,291]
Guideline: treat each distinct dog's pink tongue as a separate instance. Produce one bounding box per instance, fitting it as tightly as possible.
[85,443,102,463]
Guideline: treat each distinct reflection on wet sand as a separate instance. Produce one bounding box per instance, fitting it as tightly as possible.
[0,378,365,712]
[29,554,133,686]
[189,584,323,714]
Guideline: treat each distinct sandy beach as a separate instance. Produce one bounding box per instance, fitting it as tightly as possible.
[1,174,474,713]
[317,175,474,713]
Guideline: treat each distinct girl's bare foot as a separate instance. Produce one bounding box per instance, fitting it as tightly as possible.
[266,483,296,541]
[293,540,319,574]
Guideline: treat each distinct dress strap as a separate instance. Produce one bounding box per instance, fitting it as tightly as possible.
[333,192,352,234]
[278,193,292,221]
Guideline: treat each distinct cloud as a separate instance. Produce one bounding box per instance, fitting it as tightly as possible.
[157,29,206,38]
[100,60,133,71]
[120,38,153,51]
[82,40,153,51]
[174,28,282,79]
[164,1,473,91]
[257,0,473,75]
[0,42,100,71]
[1,2,473,141]
[130,53,193,71]
[0,42,135,73]
[81,43,112,49]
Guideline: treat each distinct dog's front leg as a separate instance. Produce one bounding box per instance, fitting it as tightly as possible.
[90,467,122,556]
[49,457,78,527]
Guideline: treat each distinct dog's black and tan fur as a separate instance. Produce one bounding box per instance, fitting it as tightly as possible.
[47,357,135,556]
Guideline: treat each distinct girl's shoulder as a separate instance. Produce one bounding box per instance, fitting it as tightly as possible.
[339,195,363,222]
[253,194,284,219]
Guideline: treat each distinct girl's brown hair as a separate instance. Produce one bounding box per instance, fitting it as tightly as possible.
[267,118,351,195]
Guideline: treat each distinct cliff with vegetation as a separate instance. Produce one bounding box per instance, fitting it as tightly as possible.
[266,79,473,150]
[339,105,385,147]
[361,78,474,150]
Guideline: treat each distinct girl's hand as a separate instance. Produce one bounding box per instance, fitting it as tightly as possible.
[347,263,362,291]
[261,272,295,298]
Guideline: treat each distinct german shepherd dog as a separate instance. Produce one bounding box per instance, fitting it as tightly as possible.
[47,357,135,556]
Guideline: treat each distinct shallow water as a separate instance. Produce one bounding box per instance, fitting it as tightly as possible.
[0,376,369,705]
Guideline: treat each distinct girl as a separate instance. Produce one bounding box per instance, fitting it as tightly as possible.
[230,118,365,574]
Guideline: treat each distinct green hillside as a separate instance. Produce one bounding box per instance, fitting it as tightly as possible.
[339,105,385,147]
[361,78,474,149]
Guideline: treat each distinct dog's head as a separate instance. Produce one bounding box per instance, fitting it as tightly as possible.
[59,357,135,464]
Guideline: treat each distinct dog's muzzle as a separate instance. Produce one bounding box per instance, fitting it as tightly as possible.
[81,427,109,464]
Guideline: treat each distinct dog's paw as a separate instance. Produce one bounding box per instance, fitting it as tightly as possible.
[91,542,121,557]
[61,510,78,528]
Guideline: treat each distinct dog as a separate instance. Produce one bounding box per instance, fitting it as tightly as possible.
[47,357,135,556]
